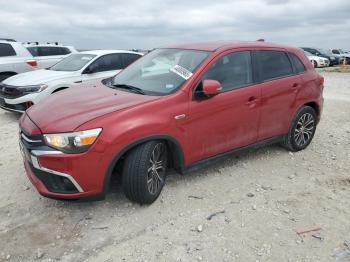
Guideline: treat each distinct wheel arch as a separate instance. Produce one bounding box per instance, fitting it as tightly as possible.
[52,86,69,93]
[0,71,17,81]
[102,134,185,194]
[303,101,320,120]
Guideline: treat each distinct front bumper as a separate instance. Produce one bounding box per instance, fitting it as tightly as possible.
[0,97,30,113]
[19,128,109,200]
[0,84,40,112]
[318,60,330,67]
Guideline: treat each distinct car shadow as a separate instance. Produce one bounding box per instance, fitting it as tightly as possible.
[40,143,285,209]
[1,111,22,121]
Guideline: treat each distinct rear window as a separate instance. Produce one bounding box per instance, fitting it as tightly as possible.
[257,50,293,81]
[289,53,306,74]
[0,43,16,57]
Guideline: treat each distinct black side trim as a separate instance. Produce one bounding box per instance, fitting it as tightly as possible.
[183,135,284,174]
[103,135,185,194]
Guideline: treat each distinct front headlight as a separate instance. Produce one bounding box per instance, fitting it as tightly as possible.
[23,84,48,93]
[43,128,102,154]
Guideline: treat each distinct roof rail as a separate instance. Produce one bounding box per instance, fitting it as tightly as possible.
[0,38,16,42]
[25,42,39,45]
[24,42,61,46]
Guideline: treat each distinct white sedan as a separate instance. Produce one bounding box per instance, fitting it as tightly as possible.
[0,50,142,112]
[304,51,329,68]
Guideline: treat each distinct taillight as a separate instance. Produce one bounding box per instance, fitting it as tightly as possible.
[26,60,38,67]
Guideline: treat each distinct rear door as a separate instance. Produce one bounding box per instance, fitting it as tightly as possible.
[254,49,302,140]
[186,50,261,162]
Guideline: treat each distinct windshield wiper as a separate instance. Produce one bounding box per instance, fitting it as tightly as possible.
[112,84,145,95]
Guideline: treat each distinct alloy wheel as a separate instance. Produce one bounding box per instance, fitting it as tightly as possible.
[147,143,167,195]
[294,113,315,147]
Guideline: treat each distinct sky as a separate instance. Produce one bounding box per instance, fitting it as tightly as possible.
[0,0,349,51]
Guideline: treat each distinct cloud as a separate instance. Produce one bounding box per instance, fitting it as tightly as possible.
[0,0,349,50]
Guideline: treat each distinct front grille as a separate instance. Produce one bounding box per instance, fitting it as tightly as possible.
[20,130,46,149]
[0,84,25,99]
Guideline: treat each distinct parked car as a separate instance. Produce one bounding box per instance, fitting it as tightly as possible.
[301,47,338,66]
[0,50,142,112]
[304,51,329,68]
[18,41,324,204]
[0,39,77,82]
[330,49,350,64]
[0,39,38,81]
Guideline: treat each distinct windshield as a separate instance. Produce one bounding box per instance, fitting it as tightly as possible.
[319,49,332,55]
[304,51,313,56]
[50,54,96,71]
[111,48,210,95]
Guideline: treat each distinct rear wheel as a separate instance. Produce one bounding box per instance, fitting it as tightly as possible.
[311,60,318,68]
[281,106,317,152]
[122,141,168,204]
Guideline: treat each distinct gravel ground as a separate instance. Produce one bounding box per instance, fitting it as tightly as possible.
[0,72,349,262]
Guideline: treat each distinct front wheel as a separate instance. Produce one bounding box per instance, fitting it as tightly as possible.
[281,106,317,152]
[311,60,318,68]
[122,141,168,204]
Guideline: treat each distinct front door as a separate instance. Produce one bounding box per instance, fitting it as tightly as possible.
[186,50,261,163]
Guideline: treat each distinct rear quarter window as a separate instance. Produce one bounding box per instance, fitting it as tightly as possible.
[0,43,16,57]
[289,53,306,74]
[257,50,293,81]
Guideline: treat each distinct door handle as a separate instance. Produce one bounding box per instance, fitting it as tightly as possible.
[245,96,259,106]
[74,80,82,84]
[291,83,299,89]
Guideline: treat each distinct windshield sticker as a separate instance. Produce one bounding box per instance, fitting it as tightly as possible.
[165,84,174,89]
[81,56,94,61]
[170,65,193,80]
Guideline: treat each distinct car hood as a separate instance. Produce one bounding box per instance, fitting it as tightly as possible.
[3,69,75,86]
[26,84,160,133]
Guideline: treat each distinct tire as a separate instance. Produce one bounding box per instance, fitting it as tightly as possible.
[311,60,318,68]
[0,73,16,82]
[281,106,317,152]
[122,141,168,204]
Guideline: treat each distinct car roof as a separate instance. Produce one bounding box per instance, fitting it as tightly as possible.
[164,41,295,52]
[79,50,143,56]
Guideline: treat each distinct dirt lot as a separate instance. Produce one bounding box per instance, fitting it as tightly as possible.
[0,71,349,262]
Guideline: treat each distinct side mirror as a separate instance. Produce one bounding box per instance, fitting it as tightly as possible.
[85,64,98,74]
[202,80,222,97]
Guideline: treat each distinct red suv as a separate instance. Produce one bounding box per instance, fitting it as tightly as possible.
[19,41,324,204]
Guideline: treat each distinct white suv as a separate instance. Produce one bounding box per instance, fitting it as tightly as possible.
[24,42,77,69]
[0,50,142,112]
[0,39,77,82]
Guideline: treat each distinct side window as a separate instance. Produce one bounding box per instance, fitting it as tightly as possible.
[289,53,306,74]
[332,49,340,54]
[257,50,293,81]
[90,54,123,72]
[122,53,141,68]
[37,47,63,56]
[0,43,16,57]
[27,47,39,56]
[201,51,253,91]
[59,47,71,55]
